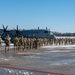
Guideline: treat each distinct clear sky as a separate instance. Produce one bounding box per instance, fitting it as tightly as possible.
[0,0,75,33]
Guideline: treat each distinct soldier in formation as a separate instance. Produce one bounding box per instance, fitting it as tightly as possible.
[18,36,24,50]
[23,37,27,50]
[13,36,19,51]
[0,36,2,47]
[3,34,75,52]
[5,34,11,52]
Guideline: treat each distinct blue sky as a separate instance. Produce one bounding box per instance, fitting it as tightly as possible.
[0,0,75,33]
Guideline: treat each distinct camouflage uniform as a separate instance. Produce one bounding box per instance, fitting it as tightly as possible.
[33,38,37,49]
[5,34,11,52]
[37,38,40,48]
[18,36,24,50]
[0,36,2,47]
[27,38,30,49]
[23,37,27,50]
[40,38,43,46]
[13,37,19,51]
[30,38,34,49]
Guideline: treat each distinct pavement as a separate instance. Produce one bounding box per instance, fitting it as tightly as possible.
[0,44,75,75]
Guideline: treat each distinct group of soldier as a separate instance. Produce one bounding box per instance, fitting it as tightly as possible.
[0,34,75,52]
[13,36,39,51]
[0,34,46,52]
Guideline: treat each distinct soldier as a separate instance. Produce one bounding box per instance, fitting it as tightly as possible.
[5,34,11,52]
[33,38,37,49]
[38,38,41,47]
[40,38,43,46]
[0,36,2,47]
[37,38,40,48]
[18,36,24,50]
[27,38,30,49]
[23,37,27,50]
[30,38,34,49]
[13,37,19,51]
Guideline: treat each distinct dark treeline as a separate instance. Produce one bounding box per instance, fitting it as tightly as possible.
[52,31,75,36]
